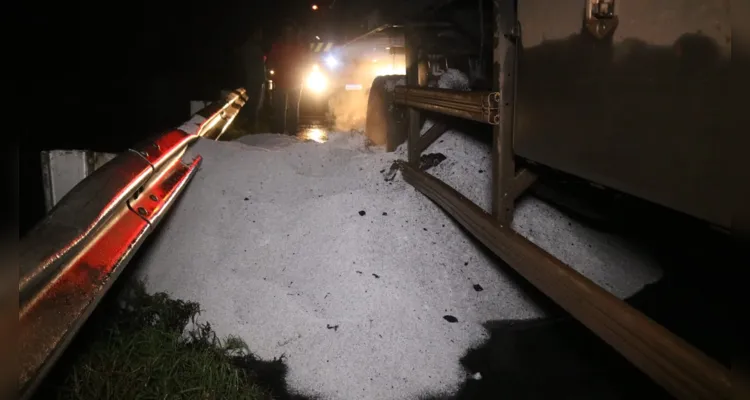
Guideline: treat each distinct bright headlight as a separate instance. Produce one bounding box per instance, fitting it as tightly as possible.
[306,67,327,93]
[324,55,339,69]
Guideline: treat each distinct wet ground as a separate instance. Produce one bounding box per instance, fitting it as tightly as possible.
[296,123,330,143]
[222,110,332,143]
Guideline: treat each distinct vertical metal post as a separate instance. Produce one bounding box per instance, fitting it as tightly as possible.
[406,26,423,167]
[491,0,519,226]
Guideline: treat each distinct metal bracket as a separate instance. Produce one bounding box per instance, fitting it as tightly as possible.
[482,92,501,125]
[585,0,619,39]
[128,156,201,225]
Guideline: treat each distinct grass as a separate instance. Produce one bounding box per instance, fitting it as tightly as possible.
[37,281,288,400]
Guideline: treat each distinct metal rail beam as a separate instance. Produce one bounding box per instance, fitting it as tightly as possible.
[417,122,449,154]
[394,86,500,125]
[18,88,247,400]
[401,163,731,400]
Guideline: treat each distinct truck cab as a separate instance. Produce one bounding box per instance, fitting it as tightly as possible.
[297,28,406,124]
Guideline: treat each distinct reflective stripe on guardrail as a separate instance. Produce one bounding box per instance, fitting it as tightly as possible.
[18,88,247,400]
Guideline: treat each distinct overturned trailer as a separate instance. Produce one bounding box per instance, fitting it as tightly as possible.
[366,0,742,399]
[17,1,745,399]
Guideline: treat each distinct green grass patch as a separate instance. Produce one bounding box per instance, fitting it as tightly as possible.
[36,281,290,400]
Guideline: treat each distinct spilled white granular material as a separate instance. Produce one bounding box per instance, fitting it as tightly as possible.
[133,128,660,400]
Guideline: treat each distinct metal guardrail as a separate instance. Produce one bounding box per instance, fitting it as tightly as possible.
[18,88,247,399]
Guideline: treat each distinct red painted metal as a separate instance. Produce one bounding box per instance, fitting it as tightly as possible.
[129,156,202,224]
[132,130,195,168]
[19,138,202,397]
[20,207,150,388]
[19,88,247,400]
[19,153,153,299]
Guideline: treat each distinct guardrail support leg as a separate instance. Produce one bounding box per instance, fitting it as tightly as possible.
[406,27,426,167]
[491,0,535,226]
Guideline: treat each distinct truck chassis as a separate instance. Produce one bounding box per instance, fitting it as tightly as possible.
[382,0,740,399]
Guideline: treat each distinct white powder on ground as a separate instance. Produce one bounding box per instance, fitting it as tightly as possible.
[421,129,662,298]
[134,68,659,400]
[133,129,661,400]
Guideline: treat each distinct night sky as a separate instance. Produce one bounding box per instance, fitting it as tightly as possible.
[20,0,367,234]
[20,0,441,233]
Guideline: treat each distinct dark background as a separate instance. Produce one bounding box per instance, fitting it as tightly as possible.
[18,0,448,235]
[19,0,377,235]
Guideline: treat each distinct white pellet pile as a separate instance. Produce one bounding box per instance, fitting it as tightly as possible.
[133,72,660,400]
[133,128,660,400]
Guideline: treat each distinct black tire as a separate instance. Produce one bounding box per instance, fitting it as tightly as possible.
[365,75,406,151]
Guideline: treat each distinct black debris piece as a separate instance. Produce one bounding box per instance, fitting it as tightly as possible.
[423,228,428,231]
[383,160,404,181]
[326,324,339,331]
[419,153,447,171]
[244,197,249,201]
[382,212,388,216]
[358,210,366,216]
[356,271,363,274]
[464,262,469,266]
[443,315,459,323]
[473,284,484,292]
[478,169,484,174]
[372,273,380,279]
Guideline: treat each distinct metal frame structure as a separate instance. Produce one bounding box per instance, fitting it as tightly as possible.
[394,2,732,399]
[18,89,247,400]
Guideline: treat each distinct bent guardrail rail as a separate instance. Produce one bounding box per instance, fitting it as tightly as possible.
[18,88,247,399]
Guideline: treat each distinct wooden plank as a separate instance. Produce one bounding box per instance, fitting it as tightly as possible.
[401,163,731,400]
[417,122,448,154]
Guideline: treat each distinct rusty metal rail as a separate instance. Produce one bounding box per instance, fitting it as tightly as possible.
[18,89,247,399]
[401,163,732,400]
[395,6,736,395]
[394,86,500,125]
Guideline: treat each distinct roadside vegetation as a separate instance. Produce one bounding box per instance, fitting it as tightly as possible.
[35,281,297,400]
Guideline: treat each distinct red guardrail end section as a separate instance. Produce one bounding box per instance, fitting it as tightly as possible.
[19,150,204,392]
[132,130,194,167]
[19,206,149,386]
[129,155,203,224]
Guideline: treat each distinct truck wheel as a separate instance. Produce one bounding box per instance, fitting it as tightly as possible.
[366,75,406,151]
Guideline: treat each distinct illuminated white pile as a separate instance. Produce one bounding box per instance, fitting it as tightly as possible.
[133,126,661,400]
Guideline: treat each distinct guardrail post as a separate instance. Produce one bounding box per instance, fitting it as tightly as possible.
[405,26,426,167]
[491,0,535,226]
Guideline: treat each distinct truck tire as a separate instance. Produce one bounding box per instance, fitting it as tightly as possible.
[365,75,406,151]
